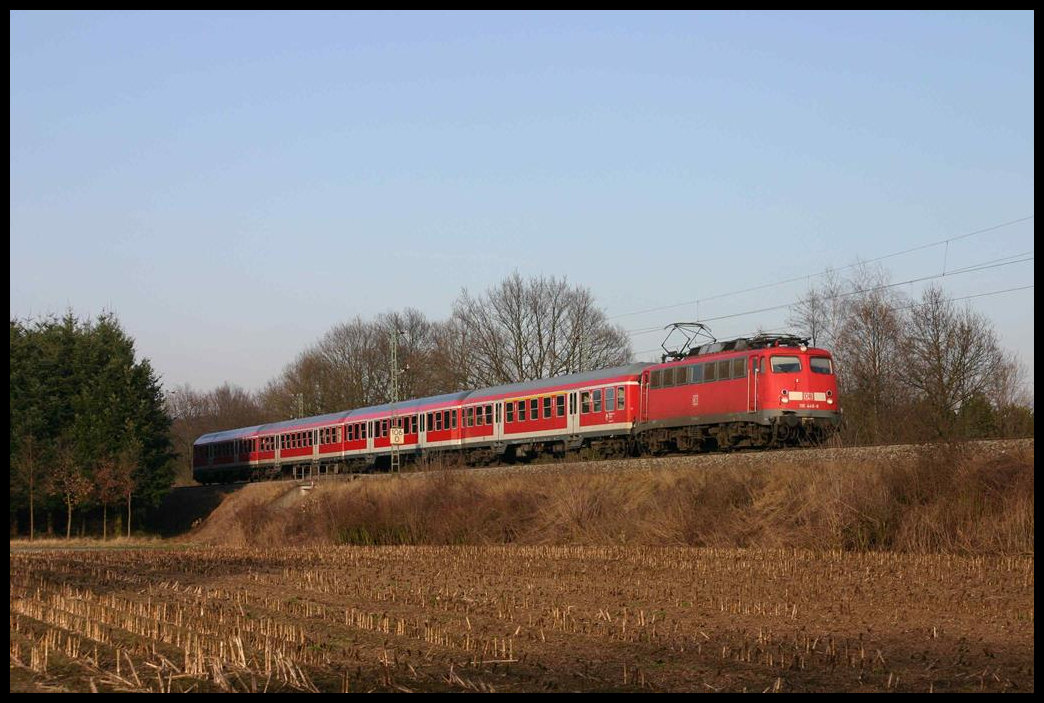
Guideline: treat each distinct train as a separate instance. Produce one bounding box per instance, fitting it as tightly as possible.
[192,332,842,484]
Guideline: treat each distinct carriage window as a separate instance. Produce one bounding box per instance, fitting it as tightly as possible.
[650,370,662,389]
[605,387,615,410]
[733,358,747,378]
[617,386,626,409]
[543,396,552,419]
[771,356,802,373]
[717,360,731,380]
[703,362,716,382]
[452,410,458,429]
[556,394,566,417]
[662,369,675,388]
[506,402,514,423]
[530,398,539,421]
[517,400,526,422]
[810,357,833,374]
[581,391,591,414]
[485,405,493,425]
[675,367,689,385]
[593,389,602,413]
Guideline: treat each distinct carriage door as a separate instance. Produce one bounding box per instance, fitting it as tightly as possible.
[568,392,579,435]
[640,370,651,422]
[749,356,760,413]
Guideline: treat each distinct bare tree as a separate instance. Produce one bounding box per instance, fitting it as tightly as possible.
[95,455,129,540]
[117,438,141,538]
[264,308,451,414]
[450,272,632,386]
[167,383,270,485]
[900,285,1007,439]
[991,352,1034,437]
[787,268,847,350]
[47,439,93,540]
[12,432,44,541]
[832,264,907,444]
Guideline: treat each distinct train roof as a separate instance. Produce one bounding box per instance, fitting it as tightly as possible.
[466,362,652,401]
[255,409,355,434]
[193,424,267,446]
[347,390,473,418]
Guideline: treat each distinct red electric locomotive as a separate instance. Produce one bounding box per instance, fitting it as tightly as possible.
[635,333,840,454]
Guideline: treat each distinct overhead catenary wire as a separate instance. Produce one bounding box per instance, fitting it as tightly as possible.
[623,252,1033,339]
[630,283,1035,357]
[608,215,1034,322]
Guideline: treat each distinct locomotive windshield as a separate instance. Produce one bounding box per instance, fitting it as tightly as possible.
[810,357,833,374]
[770,356,802,373]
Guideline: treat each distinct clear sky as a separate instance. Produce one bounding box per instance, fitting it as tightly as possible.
[11,11,1035,396]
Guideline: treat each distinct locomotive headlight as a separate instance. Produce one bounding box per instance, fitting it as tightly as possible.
[827,398,833,405]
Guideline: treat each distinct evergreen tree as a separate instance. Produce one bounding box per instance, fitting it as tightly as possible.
[9,312,175,536]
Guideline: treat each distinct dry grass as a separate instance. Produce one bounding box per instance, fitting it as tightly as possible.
[187,442,1033,556]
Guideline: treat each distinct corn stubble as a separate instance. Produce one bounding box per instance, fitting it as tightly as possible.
[10,543,1033,692]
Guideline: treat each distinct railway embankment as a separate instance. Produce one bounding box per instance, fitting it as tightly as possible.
[176,438,1033,555]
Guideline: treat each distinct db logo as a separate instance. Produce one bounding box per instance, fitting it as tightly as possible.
[691,394,699,407]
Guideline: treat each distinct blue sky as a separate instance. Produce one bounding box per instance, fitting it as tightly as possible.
[10,11,1034,395]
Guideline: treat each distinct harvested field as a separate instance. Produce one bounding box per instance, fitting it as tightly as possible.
[9,544,1034,692]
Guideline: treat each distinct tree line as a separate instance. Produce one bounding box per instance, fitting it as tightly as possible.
[10,312,175,539]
